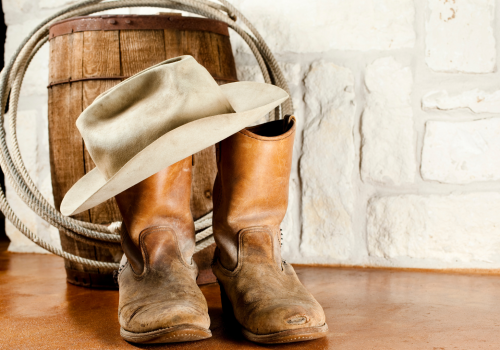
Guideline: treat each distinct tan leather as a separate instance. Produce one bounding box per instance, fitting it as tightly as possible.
[212,117,327,338]
[213,117,295,270]
[116,157,195,269]
[115,157,210,341]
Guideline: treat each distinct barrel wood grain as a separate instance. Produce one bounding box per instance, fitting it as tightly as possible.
[48,34,91,273]
[120,30,166,75]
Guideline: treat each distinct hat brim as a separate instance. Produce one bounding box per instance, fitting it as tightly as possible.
[60,81,288,216]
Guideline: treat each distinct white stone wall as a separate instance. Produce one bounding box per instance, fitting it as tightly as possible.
[4,0,500,270]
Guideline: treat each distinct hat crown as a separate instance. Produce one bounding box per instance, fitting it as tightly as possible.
[77,55,234,180]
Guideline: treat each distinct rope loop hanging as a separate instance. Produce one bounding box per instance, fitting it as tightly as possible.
[0,0,292,270]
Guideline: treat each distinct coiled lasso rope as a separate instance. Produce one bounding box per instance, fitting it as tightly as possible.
[1,0,292,270]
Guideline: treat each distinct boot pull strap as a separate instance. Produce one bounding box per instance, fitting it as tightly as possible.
[283,115,295,132]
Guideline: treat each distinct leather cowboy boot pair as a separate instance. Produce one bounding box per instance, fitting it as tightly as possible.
[115,116,327,345]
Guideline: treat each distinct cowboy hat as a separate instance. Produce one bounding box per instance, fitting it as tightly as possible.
[60,55,288,216]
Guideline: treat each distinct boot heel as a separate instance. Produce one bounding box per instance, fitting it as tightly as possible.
[219,284,237,323]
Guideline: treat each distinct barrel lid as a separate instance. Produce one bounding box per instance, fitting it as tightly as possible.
[49,14,229,39]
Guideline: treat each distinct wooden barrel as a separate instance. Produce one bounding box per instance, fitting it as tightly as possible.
[48,14,237,288]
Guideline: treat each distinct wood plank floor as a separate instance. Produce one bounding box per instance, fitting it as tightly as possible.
[1,240,499,349]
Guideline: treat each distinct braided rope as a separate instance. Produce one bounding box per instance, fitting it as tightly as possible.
[1,0,291,269]
[194,236,215,253]
[195,227,213,242]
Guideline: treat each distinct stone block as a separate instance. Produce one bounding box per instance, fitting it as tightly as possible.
[361,57,415,185]
[422,89,500,113]
[39,0,76,9]
[229,0,415,53]
[367,193,500,264]
[425,0,496,73]
[2,0,35,25]
[300,61,355,260]
[422,118,500,184]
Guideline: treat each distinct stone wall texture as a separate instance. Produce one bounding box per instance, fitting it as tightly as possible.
[4,0,500,270]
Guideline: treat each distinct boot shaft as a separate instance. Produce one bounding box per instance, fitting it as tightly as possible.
[115,156,195,272]
[213,117,296,270]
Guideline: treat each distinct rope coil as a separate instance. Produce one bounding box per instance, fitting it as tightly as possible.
[0,0,292,270]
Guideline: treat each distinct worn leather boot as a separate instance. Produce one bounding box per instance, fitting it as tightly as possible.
[115,156,211,344]
[212,116,328,344]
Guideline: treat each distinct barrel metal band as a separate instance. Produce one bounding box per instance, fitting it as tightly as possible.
[47,75,238,88]
[49,15,230,39]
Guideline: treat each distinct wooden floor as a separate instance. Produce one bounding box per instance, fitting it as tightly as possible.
[1,240,499,349]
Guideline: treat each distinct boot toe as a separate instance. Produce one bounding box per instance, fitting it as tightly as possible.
[121,300,210,333]
[245,301,325,335]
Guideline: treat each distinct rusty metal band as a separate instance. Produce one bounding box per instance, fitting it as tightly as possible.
[47,75,238,88]
[49,15,230,39]
[47,76,127,88]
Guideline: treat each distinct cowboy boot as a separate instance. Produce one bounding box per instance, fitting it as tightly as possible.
[212,116,328,344]
[115,156,211,344]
